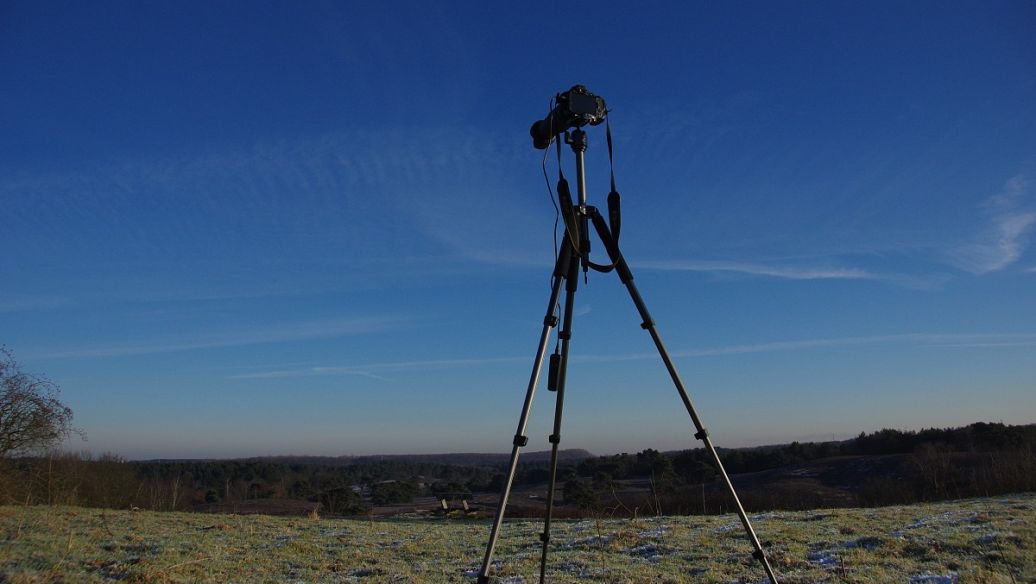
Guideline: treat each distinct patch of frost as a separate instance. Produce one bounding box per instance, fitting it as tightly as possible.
[976,531,1015,544]
[555,561,594,577]
[806,549,839,567]
[624,543,668,562]
[909,573,958,584]
[846,536,882,550]
[637,526,668,538]
[715,521,742,533]
[560,534,614,548]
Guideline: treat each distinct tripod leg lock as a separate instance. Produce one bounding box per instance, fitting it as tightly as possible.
[539,532,550,543]
[543,315,559,327]
[639,320,654,330]
[548,434,560,444]
[477,576,491,584]
[513,435,529,447]
[752,550,765,560]
[558,330,571,340]
[694,429,709,440]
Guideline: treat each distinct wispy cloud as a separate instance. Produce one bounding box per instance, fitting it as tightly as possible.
[1,125,524,272]
[39,316,410,359]
[232,355,529,379]
[637,259,874,280]
[570,332,1036,362]
[672,332,1036,357]
[949,175,1036,274]
[233,331,1036,378]
[0,295,69,313]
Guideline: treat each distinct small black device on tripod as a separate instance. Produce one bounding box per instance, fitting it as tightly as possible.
[475,85,779,584]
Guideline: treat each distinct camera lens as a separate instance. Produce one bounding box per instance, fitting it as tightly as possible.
[530,118,555,150]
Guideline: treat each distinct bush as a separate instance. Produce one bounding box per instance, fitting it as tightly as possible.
[370,481,417,505]
[563,478,597,508]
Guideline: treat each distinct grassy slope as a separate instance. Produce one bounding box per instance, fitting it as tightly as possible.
[1,494,1032,583]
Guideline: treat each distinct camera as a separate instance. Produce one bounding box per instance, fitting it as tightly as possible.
[529,85,607,149]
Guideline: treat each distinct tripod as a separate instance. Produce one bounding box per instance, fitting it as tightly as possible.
[476,128,779,584]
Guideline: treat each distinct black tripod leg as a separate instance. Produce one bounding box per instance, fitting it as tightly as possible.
[477,240,572,584]
[587,209,780,584]
[538,246,580,584]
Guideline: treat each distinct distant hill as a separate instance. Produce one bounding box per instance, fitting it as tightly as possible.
[230,449,595,467]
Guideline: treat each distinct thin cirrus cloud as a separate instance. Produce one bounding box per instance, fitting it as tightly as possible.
[948,175,1035,275]
[634,174,1035,284]
[1,126,502,261]
[232,331,1036,379]
[36,315,410,359]
[674,332,1036,357]
[573,332,1036,362]
[636,259,875,281]
[231,356,531,379]
[0,295,69,313]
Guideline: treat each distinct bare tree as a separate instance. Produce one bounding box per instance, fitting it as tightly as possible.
[0,346,78,457]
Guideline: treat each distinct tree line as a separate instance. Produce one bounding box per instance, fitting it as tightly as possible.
[575,421,1035,482]
[561,422,1036,513]
[2,421,1032,516]
[0,452,556,514]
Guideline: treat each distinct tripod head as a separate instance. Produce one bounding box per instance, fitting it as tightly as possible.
[529,85,607,149]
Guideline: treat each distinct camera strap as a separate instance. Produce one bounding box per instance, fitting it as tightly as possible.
[551,116,622,275]
[606,117,621,244]
[555,136,581,252]
[585,117,622,274]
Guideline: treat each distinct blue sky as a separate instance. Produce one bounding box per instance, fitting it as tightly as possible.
[2,1,1034,459]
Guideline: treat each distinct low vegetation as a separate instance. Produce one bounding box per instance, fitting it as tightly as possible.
[2,493,1032,583]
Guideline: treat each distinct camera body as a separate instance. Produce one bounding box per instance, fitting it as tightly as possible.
[530,85,607,149]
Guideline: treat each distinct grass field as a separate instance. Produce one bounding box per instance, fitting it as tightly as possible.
[2,494,1033,583]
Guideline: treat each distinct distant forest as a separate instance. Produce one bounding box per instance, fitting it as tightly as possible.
[0,422,1032,516]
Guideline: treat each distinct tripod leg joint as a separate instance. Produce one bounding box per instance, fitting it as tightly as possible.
[639,320,653,330]
[513,435,529,447]
[548,434,560,444]
[558,330,571,340]
[477,576,491,584]
[543,315,559,327]
[539,532,550,543]
[694,429,709,440]
[752,550,765,560]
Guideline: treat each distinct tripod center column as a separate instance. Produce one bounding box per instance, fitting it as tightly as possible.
[567,128,589,210]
